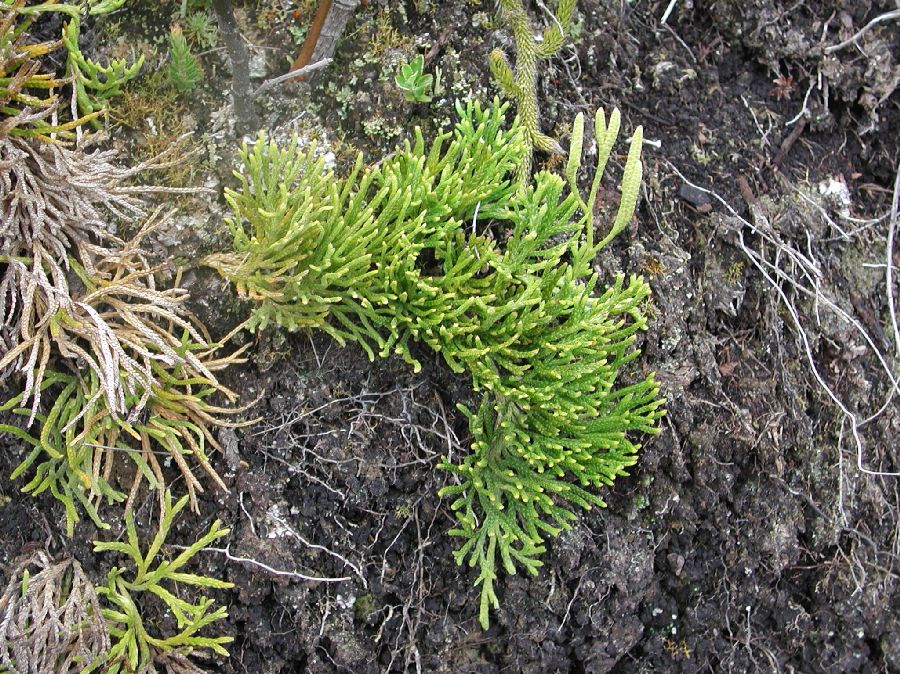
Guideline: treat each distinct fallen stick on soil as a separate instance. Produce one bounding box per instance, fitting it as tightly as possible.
[771,116,806,169]
[252,58,332,96]
[824,9,900,54]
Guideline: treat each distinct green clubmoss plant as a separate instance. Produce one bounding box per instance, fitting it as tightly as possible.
[166,24,203,94]
[0,219,251,534]
[2,342,248,537]
[211,100,664,628]
[2,19,247,537]
[1,370,127,536]
[0,1,100,140]
[0,497,232,674]
[8,0,143,125]
[490,0,576,181]
[93,490,233,673]
[183,10,218,50]
[64,16,144,123]
[88,0,129,13]
[1,6,237,670]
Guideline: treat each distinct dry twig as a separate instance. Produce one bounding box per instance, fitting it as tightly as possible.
[824,9,900,54]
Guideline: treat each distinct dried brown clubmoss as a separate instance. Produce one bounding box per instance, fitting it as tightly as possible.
[0,551,109,673]
[0,139,203,423]
[2,210,253,530]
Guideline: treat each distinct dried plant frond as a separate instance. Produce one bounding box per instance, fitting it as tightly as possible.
[152,649,213,674]
[1,135,162,355]
[0,136,208,422]
[0,136,174,254]
[1,325,252,535]
[1,122,250,536]
[0,551,110,674]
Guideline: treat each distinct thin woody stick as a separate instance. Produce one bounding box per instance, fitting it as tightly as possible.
[290,0,332,79]
[288,0,359,82]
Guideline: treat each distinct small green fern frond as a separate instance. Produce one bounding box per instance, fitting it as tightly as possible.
[166,24,203,94]
[3,347,247,535]
[435,272,662,540]
[1,3,137,135]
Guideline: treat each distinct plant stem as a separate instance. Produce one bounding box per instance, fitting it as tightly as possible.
[211,0,256,135]
[290,0,359,81]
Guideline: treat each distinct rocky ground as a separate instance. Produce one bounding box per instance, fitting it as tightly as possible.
[1,1,898,672]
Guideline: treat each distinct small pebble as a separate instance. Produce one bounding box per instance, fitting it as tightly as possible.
[678,182,712,213]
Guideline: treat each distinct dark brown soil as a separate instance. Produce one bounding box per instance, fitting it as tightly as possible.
[1,1,898,673]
